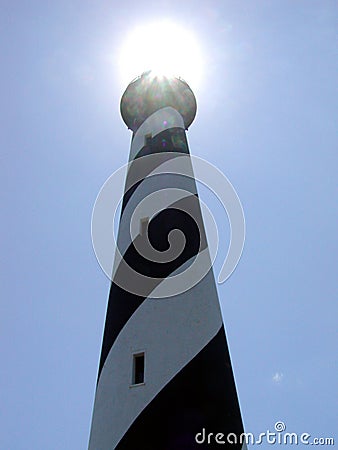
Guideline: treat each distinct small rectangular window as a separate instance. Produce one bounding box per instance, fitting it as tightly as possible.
[132,352,145,385]
[144,133,152,146]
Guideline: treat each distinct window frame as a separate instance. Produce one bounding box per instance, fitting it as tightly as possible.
[131,351,145,387]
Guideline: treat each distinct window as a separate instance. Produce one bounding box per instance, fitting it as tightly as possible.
[144,133,152,146]
[132,352,145,385]
[140,217,149,236]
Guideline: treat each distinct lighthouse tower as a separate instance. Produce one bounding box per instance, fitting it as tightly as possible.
[88,72,245,449]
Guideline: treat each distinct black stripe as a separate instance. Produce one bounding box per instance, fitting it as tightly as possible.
[98,197,207,380]
[122,127,190,214]
[134,127,189,159]
[116,327,244,450]
[121,171,198,218]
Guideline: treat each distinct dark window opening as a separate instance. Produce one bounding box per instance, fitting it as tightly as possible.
[140,217,149,236]
[133,353,145,385]
[144,133,152,146]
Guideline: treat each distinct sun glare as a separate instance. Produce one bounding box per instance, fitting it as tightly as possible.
[118,21,203,90]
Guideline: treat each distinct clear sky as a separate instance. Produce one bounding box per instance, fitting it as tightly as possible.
[1,1,337,448]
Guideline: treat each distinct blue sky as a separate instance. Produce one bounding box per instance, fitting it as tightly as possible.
[1,1,337,448]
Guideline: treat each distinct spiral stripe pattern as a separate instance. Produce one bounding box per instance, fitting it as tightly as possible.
[89,103,244,449]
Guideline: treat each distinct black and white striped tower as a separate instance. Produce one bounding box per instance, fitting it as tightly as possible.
[89,72,245,449]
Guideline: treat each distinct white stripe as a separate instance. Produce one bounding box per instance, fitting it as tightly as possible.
[88,259,223,450]
[117,172,198,257]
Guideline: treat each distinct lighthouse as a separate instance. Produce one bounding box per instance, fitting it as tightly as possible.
[88,72,245,449]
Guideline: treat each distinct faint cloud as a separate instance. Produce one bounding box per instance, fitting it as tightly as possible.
[272,372,284,383]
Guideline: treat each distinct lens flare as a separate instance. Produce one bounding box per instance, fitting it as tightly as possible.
[118,21,203,89]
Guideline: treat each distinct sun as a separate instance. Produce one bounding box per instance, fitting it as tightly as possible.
[118,20,203,90]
